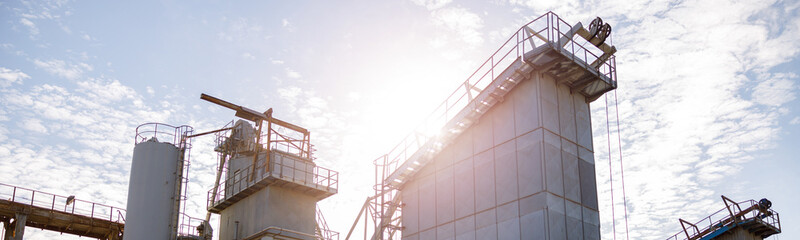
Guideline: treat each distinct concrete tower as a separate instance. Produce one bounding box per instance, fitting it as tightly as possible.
[357,12,619,240]
[202,95,338,240]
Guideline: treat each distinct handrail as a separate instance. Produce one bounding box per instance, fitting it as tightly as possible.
[134,122,194,149]
[265,122,316,160]
[0,182,126,223]
[177,212,206,236]
[666,199,781,240]
[207,151,339,208]
[317,206,340,240]
[243,226,321,240]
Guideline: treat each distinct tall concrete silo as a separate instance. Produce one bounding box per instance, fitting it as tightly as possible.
[124,123,193,240]
[353,12,619,240]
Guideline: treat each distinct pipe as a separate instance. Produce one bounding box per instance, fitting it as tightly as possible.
[234,221,239,240]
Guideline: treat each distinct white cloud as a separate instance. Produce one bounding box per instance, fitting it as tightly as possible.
[562,0,800,238]
[81,33,94,41]
[347,92,361,102]
[20,118,47,133]
[410,0,452,10]
[33,59,92,80]
[75,78,137,104]
[0,67,30,87]
[431,7,484,47]
[277,86,302,110]
[282,18,290,27]
[0,79,188,226]
[241,52,256,60]
[271,59,284,65]
[19,18,39,36]
[218,17,264,42]
[285,68,302,79]
[752,73,796,107]
[791,117,800,125]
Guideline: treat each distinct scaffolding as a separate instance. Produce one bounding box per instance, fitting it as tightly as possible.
[347,11,617,240]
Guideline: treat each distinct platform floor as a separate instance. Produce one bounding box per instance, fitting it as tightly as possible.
[0,199,123,240]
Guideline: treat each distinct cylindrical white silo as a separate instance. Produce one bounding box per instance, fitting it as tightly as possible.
[124,138,182,240]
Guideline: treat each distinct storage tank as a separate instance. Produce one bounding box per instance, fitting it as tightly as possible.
[124,123,193,240]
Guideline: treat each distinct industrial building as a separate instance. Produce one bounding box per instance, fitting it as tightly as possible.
[346,11,781,240]
[348,11,616,240]
[0,11,783,240]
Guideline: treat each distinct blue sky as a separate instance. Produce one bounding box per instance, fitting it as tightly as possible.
[1,0,799,239]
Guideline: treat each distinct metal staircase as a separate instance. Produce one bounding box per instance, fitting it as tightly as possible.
[347,11,618,240]
[667,196,781,240]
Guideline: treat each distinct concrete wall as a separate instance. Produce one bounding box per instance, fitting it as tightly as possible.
[401,71,600,240]
[218,154,318,240]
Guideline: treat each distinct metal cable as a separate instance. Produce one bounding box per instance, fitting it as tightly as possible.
[605,94,617,240]
[614,90,631,240]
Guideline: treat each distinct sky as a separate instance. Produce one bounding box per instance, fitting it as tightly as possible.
[0,0,798,239]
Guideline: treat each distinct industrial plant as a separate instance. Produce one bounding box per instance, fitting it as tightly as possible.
[0,11,781,240]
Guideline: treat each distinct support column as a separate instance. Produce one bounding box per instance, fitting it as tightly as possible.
[3,220,12,240]
[107,228,121,240]
[12,213,26,240]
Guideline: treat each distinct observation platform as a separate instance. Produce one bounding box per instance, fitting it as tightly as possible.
[207,150,338,214]
[0,183,125,240]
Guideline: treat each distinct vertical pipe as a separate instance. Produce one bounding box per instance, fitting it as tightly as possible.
[234,221,239,240]
[363,210,367,240]
[250,120,263,182]
[265,120,272,173]
[12,213,26,240]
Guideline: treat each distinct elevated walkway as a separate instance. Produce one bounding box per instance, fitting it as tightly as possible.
[0,183,125,240]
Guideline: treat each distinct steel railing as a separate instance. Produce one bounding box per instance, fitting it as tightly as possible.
[317,206,340,240]
[177,212,206,236]
[135,122,194,149]
[666,199,781,240]
[264,125,316,161]
[207,152,338,208]
[0,182,126,223]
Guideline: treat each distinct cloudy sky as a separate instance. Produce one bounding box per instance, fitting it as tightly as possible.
[1,0,798,239]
